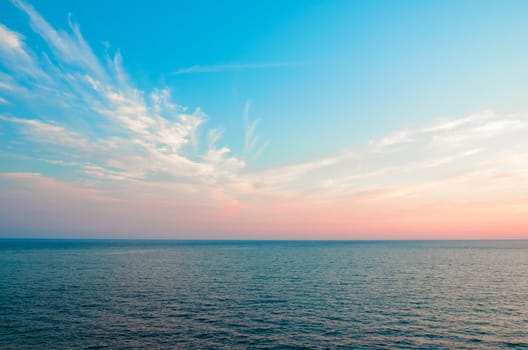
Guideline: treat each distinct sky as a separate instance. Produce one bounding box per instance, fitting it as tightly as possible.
[1,0,528,239]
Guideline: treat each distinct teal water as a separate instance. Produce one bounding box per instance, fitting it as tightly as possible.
[1,240,527,349]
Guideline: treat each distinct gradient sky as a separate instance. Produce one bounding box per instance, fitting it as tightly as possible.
[1,0,528,239]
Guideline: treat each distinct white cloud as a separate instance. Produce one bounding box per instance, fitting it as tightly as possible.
[240,110,528,201]
[0,115,93,150]
[11,0,107,80]
[0,81,16,91]
[1,0,252,187]
[172,62,296,75]
[0,23,44,79]
[0,24,24,51]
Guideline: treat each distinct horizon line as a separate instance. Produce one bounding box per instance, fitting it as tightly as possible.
[1,237,527,241]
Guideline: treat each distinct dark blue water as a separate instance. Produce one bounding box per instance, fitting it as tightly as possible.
[1,240,527,349]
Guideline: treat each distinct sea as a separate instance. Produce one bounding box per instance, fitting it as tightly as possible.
[0,239,527,349]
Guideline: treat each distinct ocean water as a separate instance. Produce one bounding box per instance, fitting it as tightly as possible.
[0,240,527,349]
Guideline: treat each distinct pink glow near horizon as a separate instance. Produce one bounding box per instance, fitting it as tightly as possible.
[1,168,527,239]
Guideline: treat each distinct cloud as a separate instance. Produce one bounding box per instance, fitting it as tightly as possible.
[0,74,20,91]
[249,110,528,198]
[243,100,269,160]
[1,0,250,186]
[0,23,44,79]
[0,24,25,51]
[11,0,106,80]
[0,115,93,150]
[172,62,296,75]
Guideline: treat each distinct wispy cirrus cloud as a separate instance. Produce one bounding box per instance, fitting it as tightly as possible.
[0,115,92,150]
[243,100,269,161]
[0,22,44,80]
[1,0,248,186]
[1,0,527,238]
[10,0,106,80]
[172,62,297,75]
[251,110,528,196]
[0,23,25,51]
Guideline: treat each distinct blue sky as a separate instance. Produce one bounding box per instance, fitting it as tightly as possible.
[1,0,528,238]
[3,0,528,168]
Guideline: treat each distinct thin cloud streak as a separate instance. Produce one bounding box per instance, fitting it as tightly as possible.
[243,100,269,161]
[172,62,297,75]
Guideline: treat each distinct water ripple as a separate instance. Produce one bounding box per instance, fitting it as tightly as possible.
[1,240,528,349]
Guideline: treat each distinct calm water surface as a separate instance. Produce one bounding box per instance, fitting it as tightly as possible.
[1,240,527,349]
